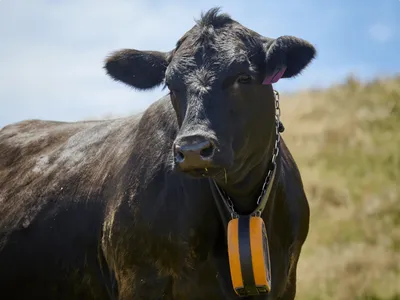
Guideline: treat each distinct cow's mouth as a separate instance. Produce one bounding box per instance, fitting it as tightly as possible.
[181,167,224,179]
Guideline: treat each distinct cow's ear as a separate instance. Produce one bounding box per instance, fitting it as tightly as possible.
[104,49,170,90]
[262,36,316,81]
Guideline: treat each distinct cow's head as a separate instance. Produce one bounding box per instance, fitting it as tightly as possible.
[104,8,316,179]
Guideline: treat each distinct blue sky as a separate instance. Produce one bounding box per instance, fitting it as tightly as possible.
[0,0,399,127]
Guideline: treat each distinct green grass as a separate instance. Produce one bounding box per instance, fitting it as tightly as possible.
[280,74,400,300]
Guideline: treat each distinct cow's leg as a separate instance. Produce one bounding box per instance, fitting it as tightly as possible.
[277,280,296,300]
[277,256,299,300]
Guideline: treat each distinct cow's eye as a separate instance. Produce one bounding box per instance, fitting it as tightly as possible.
[237,74,252,84]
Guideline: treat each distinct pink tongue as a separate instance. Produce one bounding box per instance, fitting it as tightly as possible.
[262,66,287,85]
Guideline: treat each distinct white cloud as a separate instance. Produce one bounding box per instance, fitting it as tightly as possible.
[368,23,394,43]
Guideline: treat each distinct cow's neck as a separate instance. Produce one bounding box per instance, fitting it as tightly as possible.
[214,122,279,215]
[216,139,277,214]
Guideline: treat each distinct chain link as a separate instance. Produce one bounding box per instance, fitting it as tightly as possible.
[256,90,281,206]
[219,90,282,218]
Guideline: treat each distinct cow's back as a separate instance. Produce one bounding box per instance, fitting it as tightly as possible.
[0,115,141,299]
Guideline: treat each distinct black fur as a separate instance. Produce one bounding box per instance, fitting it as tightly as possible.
[105,49,169,90]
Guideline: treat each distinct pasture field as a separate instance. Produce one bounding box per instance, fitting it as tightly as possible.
[280,75,400,300]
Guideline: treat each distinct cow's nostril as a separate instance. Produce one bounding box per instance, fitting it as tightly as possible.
[200,142,214,158]
[175,149,185,163]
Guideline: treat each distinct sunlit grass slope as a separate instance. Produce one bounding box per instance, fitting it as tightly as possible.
[280,75,400,300]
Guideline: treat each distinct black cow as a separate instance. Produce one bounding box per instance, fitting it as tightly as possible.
[0,7,315,300]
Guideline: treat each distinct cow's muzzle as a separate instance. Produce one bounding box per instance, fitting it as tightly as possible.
[173,134,217,172]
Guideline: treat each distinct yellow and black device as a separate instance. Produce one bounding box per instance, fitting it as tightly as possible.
[227,215,272,297]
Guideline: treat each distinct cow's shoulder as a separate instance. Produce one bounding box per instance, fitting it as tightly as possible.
[124,95,179,181]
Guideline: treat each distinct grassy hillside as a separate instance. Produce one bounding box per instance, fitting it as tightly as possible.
[279,75,400,300]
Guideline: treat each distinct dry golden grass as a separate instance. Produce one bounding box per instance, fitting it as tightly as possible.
[280,74,400,300]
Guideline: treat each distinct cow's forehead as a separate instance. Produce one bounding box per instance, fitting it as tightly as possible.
[175,24,251,57]
[168,22,264,75]
[167,38,253,80]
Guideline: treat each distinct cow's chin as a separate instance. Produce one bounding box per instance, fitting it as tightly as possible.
[174,166,225,179]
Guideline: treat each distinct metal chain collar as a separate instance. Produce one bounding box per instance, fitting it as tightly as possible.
[213,90,282,219]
